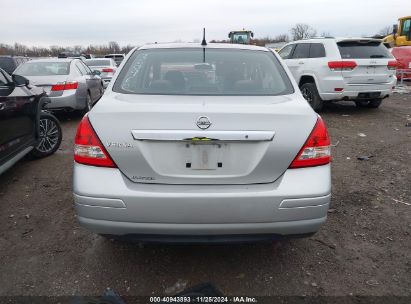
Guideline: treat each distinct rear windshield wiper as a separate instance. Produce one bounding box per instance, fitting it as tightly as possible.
[370,55,385,58]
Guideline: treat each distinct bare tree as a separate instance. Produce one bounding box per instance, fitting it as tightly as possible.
[290,23,317,41]
[0,41,135,57]
[108,41,121,53]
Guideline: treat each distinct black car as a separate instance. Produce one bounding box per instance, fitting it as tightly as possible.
[0,56,30,75]
[0,68,62,175]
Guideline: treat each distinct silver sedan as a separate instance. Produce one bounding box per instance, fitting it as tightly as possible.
[73,43,332,243]
[14,58,104,113]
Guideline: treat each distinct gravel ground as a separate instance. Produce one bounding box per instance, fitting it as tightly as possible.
[0,93,410,298]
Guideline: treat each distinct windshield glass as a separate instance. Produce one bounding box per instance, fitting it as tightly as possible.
[86,59,112,66]
[113,48,293,96]
[14,62,70,76]
[338,41,392,59]
[232,33,250,44]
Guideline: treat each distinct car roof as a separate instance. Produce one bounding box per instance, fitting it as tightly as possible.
[137,42,269,52]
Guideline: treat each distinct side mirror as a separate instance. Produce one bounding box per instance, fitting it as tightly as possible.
[251,32,254,38]
[92,70,101,76]
[393,24,398,35]
[12,74,30,87]
[228,33,231,39]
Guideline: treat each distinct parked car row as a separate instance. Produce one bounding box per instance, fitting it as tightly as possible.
[0,54,110,175]
[0,37,401,243]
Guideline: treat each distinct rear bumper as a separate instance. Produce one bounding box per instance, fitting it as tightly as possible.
[79,217,326,241]
[73,163,331,237]
[44,91,83,110]
[319,79,396,101]
[73,163,331,236]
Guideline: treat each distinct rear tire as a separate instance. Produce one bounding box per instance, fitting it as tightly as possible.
[30,112,62,158]
[82,93,93,114]
[300,83,324,111]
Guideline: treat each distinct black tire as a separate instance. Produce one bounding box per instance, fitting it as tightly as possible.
[355,99,382,109]
[300,83,324,111]
[30,112,62,158]
[82,93,93,114]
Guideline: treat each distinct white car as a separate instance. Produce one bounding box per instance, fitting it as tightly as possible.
[73,43,332,243]
[278,38,397,110]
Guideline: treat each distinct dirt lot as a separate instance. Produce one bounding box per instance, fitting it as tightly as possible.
[0,93,410,298]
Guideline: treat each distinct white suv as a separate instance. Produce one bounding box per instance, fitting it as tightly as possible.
[279,38,397,110]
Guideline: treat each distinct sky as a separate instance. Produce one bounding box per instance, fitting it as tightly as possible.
[0,0,408,47]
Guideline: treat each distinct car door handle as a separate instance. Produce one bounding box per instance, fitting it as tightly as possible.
[0,102,6,111]
[298,62,305,65]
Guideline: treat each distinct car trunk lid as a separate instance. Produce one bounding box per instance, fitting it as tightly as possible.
[25,75,69,95]
[89,93,316,185]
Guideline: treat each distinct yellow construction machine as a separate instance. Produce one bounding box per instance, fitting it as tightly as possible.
[384,16,411,47]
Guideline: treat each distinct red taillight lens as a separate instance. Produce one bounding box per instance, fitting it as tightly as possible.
[387,60,398,70]
[289,116,331,169]
[74,115,116,168]
[51,81,78,91]
[328,61,357,71]
[102,68,114,73]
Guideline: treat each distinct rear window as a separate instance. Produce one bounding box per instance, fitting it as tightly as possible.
[338,41,392,59]
[113,48,294,96]
[0,57,16,74]
[86,59,112,66]
[14,62,70,76]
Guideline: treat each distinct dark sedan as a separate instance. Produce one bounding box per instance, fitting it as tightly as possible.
[0,68,62,175]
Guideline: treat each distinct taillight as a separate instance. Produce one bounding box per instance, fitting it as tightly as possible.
[102,68,114,73]
[74,115,116,168]
[289,116,331,169]
[51,81,78,91]
[387,60,398,70]
[328,61,357,71]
